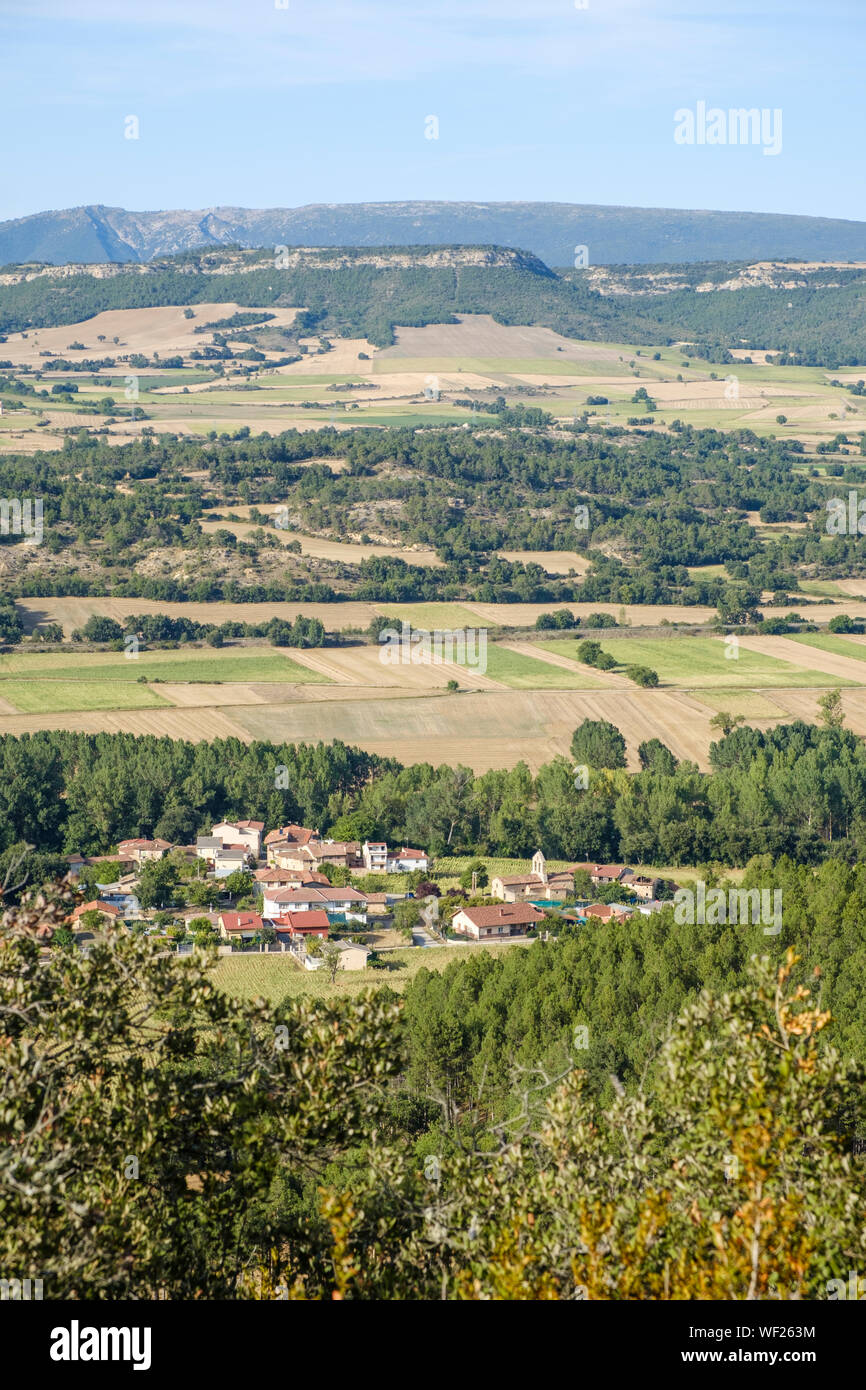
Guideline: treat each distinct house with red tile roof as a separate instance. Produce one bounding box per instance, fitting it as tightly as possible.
[620,872,660,901]
[217,911,263,942]
[451,902,544,941]
[253,867,330,889]
[580,903,632,922]
[70,899,122,923]
[274,840,364,871]
[264,823,318,847]
[272,910,330,941]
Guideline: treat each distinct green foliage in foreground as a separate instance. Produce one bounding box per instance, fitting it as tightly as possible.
[1,883,864,1299]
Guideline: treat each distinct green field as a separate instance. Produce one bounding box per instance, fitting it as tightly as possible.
[483,645,605,688]
[798,580,849,598]
[0,647,331,684]
[1,681,171,713]
[431,855,575,879]
[211,942,521,1004]
[539,636,853,688]
[379,604,487,630]
[790,632,866,662]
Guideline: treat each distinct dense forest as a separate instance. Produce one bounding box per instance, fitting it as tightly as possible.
[3,718,865,869]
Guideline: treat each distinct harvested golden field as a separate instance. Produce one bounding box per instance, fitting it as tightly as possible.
[763,687,866,736]
[279,645,506,690]
[18,594,866,644]
[376,315,625,362]
[225,686,717,771]
[0,707,248,740]
[688,691,789,720]
[732,633,866,684]
[2,303,300,368]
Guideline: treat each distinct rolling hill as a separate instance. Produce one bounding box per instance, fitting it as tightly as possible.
[1,244,864,365]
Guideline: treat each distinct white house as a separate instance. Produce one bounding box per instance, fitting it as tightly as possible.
[211,820,264,858]
[261,885,367,924]
[387,846,429,873]
[362,841,389,872]
[361,841,429,874]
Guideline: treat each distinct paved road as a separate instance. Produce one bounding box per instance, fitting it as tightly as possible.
[412,927,443,948]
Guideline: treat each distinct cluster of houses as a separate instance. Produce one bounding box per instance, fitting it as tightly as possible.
[451,852,673,941]
[67,822,430,971]
[66,825,673,961]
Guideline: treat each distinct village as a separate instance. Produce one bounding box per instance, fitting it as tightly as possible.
[63,820,677,973]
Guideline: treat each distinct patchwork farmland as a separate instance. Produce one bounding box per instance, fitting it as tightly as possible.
[2,626,863,770]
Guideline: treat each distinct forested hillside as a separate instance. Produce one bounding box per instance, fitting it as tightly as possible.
[2,244,865,363]
[2,419,859,608]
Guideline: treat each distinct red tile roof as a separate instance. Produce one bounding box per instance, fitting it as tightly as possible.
[219,912,263,933]
[273,910,330,934]
[71,899,121,920]
[455,903,544,928]
[254,867,329,884]
[117,838,172,851]
[264,824,316,845]
[266,886,367,905]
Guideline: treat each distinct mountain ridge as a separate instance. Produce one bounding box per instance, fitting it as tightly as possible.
[4,201,866,268]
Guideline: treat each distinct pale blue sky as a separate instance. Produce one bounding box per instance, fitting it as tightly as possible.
[2,0,863,222]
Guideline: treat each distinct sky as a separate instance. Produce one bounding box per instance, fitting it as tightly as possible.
[1,0,864,223]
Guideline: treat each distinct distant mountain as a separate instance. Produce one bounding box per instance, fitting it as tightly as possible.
[3,202,866,269]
